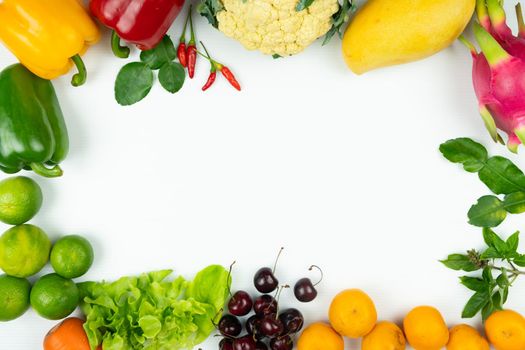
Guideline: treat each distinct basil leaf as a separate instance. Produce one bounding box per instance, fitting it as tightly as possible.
[460,276,487,292]
[440,254,479,272]
[503,192,525,214]
[158,62,185,93]
[468,196,506,227]
[481,301,495,321]
[479,156,525,195]
[480,247,501,259]
[514,254,525,267]
[462,291,490,318]
[115,62,154,106]
[140,36,177,70]
[439,138,488,173]
[296,0,315,11]
[483,228,508,254]
[496,269,509,288]
[492,291,503,310]
[506,231,520,253]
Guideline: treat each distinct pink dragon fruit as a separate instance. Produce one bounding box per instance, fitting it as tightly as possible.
[464,0,525,153]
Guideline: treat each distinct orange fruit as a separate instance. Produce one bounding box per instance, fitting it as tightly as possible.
[329,289,377,338]
[297,322,344,350]
[362,321,406,350]
[403,306,449,350]
[447,324,489,350]
[485,310,525,350]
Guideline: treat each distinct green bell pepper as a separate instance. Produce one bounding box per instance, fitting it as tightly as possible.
[0,64,69,177]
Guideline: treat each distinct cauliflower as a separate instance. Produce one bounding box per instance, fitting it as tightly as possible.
[198,0,353,57]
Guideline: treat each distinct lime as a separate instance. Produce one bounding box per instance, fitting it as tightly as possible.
[0,224,51,277]
[0,274,31,321]
[0,176,43,225]
[50,235,94,278]
[30,273,79,320]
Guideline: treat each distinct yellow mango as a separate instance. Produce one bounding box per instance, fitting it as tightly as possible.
[342,0,475,74]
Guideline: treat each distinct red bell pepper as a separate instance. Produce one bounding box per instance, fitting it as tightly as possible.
[90,0,185,58]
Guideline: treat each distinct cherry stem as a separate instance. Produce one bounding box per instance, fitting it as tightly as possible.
[226,261,236,298]
[274,285,289,319]
[211,307,224,328]
[273,247,284,274]
[309,265,324,287]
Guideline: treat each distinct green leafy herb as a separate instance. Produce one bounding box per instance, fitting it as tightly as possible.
[442,228,525,320]
[79,265,231,350]
[158,62,186,93]
[140,35,177,70]
[296,0,315,12]
[440,138,525,227]
[197,0,224,28]
[115,62,154,106]
[323,0,355,45]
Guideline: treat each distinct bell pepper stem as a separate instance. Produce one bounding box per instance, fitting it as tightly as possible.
[71,54,87,87]
[111,31,130,58]
[30,163,63,178]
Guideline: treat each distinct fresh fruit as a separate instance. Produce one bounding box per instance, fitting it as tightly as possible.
[329,289,377,338]
[362,321,406,350]
[256,341,268,350]
[279,308,304,334]
[341,0,475,74]
[0,176,43,225]
[0,274,31,321]
[254,248,283,293]
[294,265,322,303]
[0,224,51,278]
[404,306,449,350]
[447,324,489,350]
[297,322,344,350]
[220,338,234,350]
[270,335,293,350]
[229,290,253,316]
[259,315,284,337]
[44,318,92,350]
[233,335,257,350]
[30,273,80,320]
[50,235,94,279]
[485,310,525,350]
[218,314,242,337]
[246,314,263,339]
[254,294,278,316]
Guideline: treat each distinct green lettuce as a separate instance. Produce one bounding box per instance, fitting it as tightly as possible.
[78,265,231,350]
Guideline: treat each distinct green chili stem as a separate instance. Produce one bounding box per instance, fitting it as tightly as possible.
[180,7,191,43]
[71,54,87,87]
[189,5,196,45]
[111,31,130,59]
[30,163,63,178]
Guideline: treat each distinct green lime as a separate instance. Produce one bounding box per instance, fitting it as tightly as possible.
[0,224,51,277]
[30,273,79,320]
[0,176,43,225]
[0,274,31,321]
[50,235,94,279]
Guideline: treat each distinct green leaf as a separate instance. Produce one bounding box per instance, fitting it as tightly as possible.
[481,301,495,321]
[158,62,185,93]
[140,35,177,70]
[462,291,490,318]
[482,266,495,284]
[480,247,501,259]
[197,0,224,28]
[492,291,503,310]
[460,276,488,292]
[115,62,154,106]
[468,195,507,227]
[483,228,508,254]
[496,269,509,288]
[439,138,488,173]
[503,192,525,214]
[514,254,525,267]
[478,156,525,195]
[296,0,315,11]
[440,254,479,272]
[502,286,509,303]
[506,231,520,253]
[323,0,355,45]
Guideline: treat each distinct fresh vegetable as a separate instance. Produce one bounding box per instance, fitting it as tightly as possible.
[178,10,191,67]
[50,235,94,279]
[187,6,197,79]
[78,265,231,350]
[461,0,525,153]
[198,0,353,57]
[200,43,241,91]
[361,321,406,350]
[90,0,185,56]
[341,0,475,74]
[31,273,80,320]
[441,228,525,320]
[440,138,525,228]
[403,306,449,350]
[485,310,525,350]
[0,224,51,278]
[329,289,377,338]
[0,0,100,85]
[447,324,490,350]
[0,274,31,322]
[297,322,344,350]
[44,318,92,350]
[0,64,69,177]
[0,176,43,225]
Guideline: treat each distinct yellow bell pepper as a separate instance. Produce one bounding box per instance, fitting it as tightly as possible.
[0,0,100,86]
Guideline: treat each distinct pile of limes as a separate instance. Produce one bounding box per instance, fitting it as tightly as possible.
[0,176,94,322]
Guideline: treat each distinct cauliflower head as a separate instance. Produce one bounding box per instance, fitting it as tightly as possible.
[212,0,340,56]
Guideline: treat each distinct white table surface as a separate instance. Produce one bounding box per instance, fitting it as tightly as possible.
[1,1,524,349]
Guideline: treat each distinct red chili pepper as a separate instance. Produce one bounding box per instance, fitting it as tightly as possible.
[187,6,197,78]
[217,64,241,91]
[199,41,241,92]
[177,9,190,67]
[202,71,216,91]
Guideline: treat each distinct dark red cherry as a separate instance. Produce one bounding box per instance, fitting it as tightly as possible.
[218,314,242,337]
[278,308,304,334]
[228,290,253,316]
[233,335,257,350]
[254,267,279,293]
[270,335,293,350]
[255,341,268,350]
[220,338,234,350]
[246,315,264,339]
[259,315,284,338]
[294,265,323,302]
[254,295,278,316]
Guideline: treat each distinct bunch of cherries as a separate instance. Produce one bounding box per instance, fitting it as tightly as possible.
[217,249,322,350]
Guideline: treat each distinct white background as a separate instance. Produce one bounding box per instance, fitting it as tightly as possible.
[1,0,525,349]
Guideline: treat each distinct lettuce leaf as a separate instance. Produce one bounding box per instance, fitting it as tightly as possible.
[78,265,231,350]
